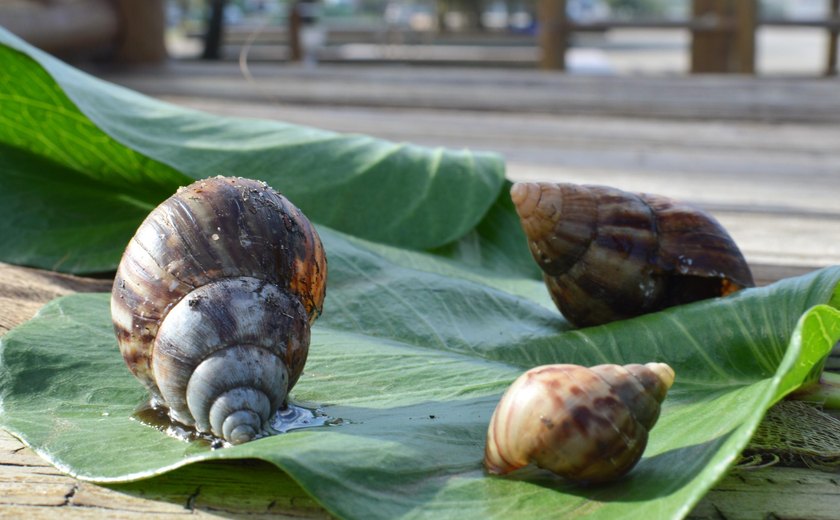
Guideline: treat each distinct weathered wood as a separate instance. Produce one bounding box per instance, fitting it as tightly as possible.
[537,0,567,71]
[691,0,756,73]
[110,0,167,63]
[0,263,111,336]
[288,1,303,62]
[108,459,329,518]
[688,467,840,520]
[1,386,327,518]
[92,62,840,123]
[734,0,756,74]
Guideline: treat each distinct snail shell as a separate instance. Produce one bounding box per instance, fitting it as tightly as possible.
[484,363,675,483]
[511,182,754,327]
[111,176,326,445]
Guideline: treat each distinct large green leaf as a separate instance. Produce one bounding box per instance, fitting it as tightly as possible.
[0,27,504,273]
[2,227,839,519]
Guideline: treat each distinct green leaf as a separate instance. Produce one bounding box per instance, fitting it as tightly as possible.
[0,27,504,273]
[432,180,543,280]
[0,144,158,272]
[2,227,839,520]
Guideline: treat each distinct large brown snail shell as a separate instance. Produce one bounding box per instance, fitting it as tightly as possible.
[111,176,326,445]
[484,363,675,483]
[511,182,754,327]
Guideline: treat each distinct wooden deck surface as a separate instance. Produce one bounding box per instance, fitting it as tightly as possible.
[3,62,840,518]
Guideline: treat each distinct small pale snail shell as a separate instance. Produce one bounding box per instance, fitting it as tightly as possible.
[511,182,754,327]
[484,363,675,484]
[111,176,326,445]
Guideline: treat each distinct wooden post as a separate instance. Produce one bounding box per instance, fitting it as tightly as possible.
[691,0,755,74]
[691,0,726,73]
[828,0,839,76]
[0,0,118,56]
[111,0,167,63]
[288,1,320,63]
[202,0,226,60]
[734,0,756,74]
[538,0,567,71]
[289,1,302,62]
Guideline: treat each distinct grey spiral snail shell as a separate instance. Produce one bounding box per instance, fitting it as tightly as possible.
[111,176,326,445]
[485,362,675,483]
[511,182,754,327]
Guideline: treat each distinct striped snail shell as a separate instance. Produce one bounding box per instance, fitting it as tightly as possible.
[511,182,754,327]
[111,176,326,445]
[484,363,675,483]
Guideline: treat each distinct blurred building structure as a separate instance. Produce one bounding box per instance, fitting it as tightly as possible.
[0,0,837,75]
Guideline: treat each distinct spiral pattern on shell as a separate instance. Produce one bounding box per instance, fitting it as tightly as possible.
[511,182,754,327]
[111,176,326,444]
[484,362,675,483]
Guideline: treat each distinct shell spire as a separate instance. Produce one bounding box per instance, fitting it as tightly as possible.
[511,182,753,327]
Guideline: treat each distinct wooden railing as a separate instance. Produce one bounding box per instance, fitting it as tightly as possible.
[539,0,840,76]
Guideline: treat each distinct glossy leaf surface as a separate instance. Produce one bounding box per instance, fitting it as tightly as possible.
[2,229,839,519]
[0,28,504,273]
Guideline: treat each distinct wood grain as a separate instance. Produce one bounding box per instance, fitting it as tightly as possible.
[0,263,111,337]
[92,62,840,123]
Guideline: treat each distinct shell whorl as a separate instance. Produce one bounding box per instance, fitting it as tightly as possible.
[511,182,753,327]
[111,176,326,444]
[484,363,675,483]
[152,278,307,442]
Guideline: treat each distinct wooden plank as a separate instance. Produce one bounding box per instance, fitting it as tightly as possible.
[0,484,77,508]
[0,505,192,519]
[0,429,327,518]
[537,0,567,71]
[108,459,329,518]
[150,94,839,152]
[92,62,840,123]
[688,467,840,520]
[0,264,111,336]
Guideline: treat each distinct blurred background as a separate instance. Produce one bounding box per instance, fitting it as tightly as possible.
[1,1,839,282]
[0,0,838,75]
